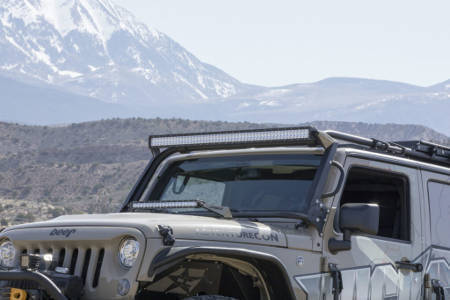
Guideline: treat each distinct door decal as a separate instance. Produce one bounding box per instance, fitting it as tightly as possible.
[295,247,450,299]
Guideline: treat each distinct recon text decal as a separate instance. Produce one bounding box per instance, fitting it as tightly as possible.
[195,227,281,243]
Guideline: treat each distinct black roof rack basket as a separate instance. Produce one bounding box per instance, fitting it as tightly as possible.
[325,130,450,168]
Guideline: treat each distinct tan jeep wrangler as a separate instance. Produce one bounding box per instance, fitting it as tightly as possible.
[0,127,449,300]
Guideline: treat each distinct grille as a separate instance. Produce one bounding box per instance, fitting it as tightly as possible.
[22,246,105,289]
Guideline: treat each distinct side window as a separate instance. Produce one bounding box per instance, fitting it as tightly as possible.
[339,167,410,241]
[428,181,450,248]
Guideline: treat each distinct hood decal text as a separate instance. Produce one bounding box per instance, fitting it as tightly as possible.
[195,227,280,243]
[49,228,76,238]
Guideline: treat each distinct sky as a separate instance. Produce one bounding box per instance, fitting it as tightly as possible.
[114,0,450,87]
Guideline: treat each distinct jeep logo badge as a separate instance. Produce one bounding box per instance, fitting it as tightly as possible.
[49,228,76,238]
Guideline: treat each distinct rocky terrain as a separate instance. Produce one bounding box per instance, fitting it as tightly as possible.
[0,198,68,227]
[0,118,448,226]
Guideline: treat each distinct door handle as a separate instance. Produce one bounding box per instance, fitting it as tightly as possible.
[328,263,343,300]
[395,260,423,272]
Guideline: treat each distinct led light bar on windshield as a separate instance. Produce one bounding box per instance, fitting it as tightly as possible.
[149,127,314,149]
[132,201,199,210]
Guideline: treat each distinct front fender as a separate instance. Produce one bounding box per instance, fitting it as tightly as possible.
[148,246,296,300]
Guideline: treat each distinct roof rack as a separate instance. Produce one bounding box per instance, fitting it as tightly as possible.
[146,127,449,168]
[325,130,450,168]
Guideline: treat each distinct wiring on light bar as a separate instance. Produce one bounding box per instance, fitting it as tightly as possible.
[150,127,312,148]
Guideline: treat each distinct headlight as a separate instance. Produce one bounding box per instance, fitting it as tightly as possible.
[118,238,139,268]
[0,240,17,268]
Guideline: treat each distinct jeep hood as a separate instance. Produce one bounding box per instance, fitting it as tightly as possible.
[4,213,295,248]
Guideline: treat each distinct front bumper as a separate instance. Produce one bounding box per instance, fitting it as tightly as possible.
[0,270,82,300]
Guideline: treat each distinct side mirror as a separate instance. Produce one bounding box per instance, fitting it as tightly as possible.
[340,203,379,235]
[328,203,380,254]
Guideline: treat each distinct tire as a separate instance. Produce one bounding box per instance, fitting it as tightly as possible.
[183,296,238,300]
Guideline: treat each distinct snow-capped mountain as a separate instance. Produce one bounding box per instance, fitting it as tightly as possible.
[0,0,248,104]
[0,0,449,135]
[193,77,450,135]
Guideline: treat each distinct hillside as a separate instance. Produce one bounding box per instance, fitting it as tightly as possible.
[0,75,138,124]
[0,118,448,225]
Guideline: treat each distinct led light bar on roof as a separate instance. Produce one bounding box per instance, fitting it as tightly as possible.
[149,127,314,148]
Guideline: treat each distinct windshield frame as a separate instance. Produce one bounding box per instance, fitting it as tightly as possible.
[145,147,324,203]
[147,153,322,211]
[120,145,337,232]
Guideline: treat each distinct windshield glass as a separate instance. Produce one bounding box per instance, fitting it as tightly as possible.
[144,154,322,213]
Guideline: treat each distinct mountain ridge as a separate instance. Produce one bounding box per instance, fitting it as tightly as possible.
[0,0,449,135]
[0,0,247,103]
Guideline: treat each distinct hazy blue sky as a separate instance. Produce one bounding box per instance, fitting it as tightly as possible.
[115,0,449,87]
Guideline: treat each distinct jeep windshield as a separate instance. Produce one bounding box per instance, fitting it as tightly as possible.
[138,154,322,218]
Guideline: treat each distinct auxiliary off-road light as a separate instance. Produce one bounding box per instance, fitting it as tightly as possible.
[20,253,53,270]
[133,201,199,210]
[0,240,17,268]
[118,238,140,269]
[149,127,313,148]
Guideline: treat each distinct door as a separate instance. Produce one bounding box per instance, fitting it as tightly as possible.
[421,170,450,299]
[322,157,424,300]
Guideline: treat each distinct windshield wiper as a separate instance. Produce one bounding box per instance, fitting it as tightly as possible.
[197,201,233,219]
[132,200,233,219]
